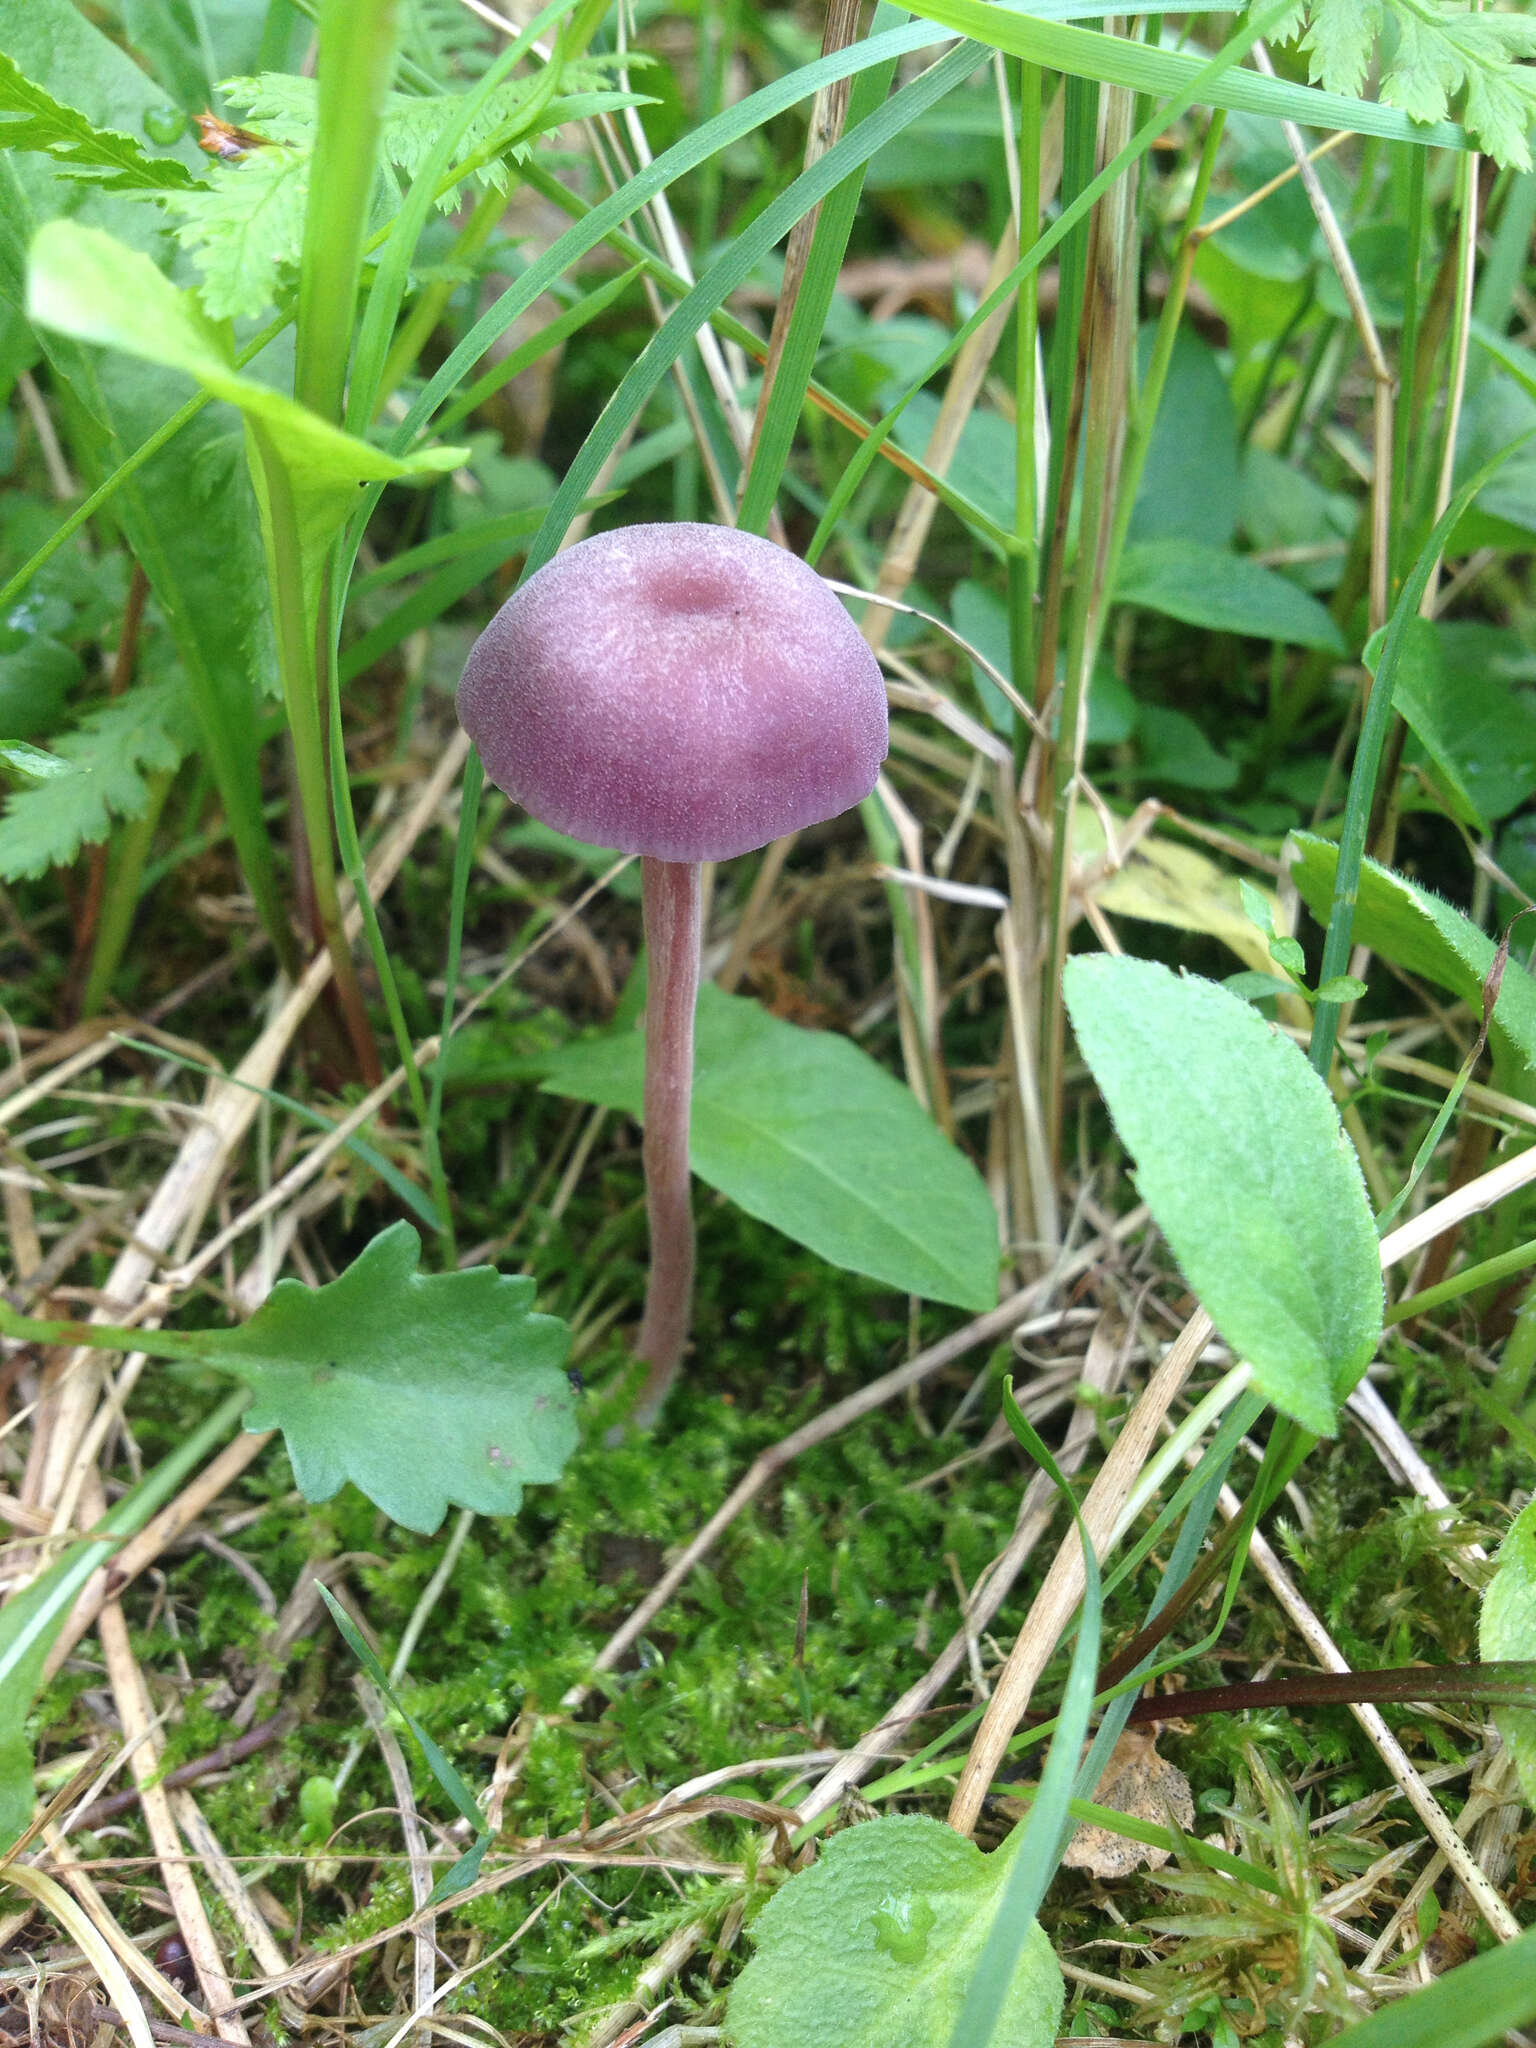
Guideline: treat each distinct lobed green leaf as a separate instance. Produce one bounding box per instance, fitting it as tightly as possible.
[214,1222,577,1535]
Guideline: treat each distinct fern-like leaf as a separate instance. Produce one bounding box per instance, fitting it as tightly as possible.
[0,675,195,880]
[1289,0,1536,167]
[160,64,651,317]
[401,0,496,80]
[160,146,309,322]
[0,50,198,191]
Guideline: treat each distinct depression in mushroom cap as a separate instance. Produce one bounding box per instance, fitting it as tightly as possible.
[456,523,889,863]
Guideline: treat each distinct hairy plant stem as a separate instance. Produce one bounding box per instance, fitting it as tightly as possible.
[633,857,703,1424]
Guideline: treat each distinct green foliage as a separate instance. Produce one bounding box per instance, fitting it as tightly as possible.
[728,1816,1064,2048]
[1287,0,1536,167]
[1135,1745,1371,2040]
[1290,833,1536,1095]
[1391,617,1536,830]
[1480,1495,1536,1805]
[158,61,647,319]
[1324,1921,1536,2047]
[26,219,466,628]
[1063,955,1383,1434]
[0,1395,247,1848]
[0,673,194,879]
[318,1585,492,1900]
[1116,538,1344,651]
[538,983,1001,1313]
[213,1223,578,1534]
[0,47,198,190]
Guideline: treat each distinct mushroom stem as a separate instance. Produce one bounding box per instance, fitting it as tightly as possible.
[633,855,703,1421]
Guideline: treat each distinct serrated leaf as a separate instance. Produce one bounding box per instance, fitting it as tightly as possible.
[1302,0,1383,98]
[1117,539,1345,652]
[1480,1498,1536,1807]
[160,145,309,321]
[162,63,649,317]
[728,1814,1063,2048]
[212,1222,576,1534]
[0,675,193,879]
[0,48,198,190]
[1063,955,1382,1435]
[1295,0,1536,168]
[1290,832,1536,1094]
[537,985,999,1313]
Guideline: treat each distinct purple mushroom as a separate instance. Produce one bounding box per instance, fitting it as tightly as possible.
[457,523,888,1423]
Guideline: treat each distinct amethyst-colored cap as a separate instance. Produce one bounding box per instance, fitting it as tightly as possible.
[456,523,888,863]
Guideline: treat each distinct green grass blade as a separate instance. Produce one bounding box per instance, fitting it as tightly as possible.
[734,9,907,535]
[1323,1922,1536,2048]
[295,0,399,424]
[519,39,986,577]
[904,0,1465,142]
[806,0,1297,563]
[111,1034,441,1230]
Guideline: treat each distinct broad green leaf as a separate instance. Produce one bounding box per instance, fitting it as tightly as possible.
[1390,617,1536,830]
[727,1815,1063,2048]
[1290,832,1536,1093]
[1117,539,1346,652]
[214,1222,576,1534]
[1127,329,1239,550]
[26,221,466,620]
[1240,447,1354,594]
[1134,704,1238,791]
[539,985,999,1312]
[0,630,78,739]
[0,673,194,880]
[1479,1497,1536,1806]
[0,48,198,190]
[1063,955,1382,1434]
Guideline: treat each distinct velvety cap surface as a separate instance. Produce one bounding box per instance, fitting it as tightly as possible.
[456,523,888,862]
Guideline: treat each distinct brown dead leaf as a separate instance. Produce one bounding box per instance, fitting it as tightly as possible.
[1061,1726,1195,1877]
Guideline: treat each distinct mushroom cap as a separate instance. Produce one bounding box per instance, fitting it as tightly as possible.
[456,523,888,863]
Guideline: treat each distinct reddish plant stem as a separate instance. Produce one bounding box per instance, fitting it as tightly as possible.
[633,856,702,1423]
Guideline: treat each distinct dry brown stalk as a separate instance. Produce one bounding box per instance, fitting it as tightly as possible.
[947,1308,1216,1837]
[92,1588,251,2040]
